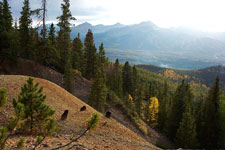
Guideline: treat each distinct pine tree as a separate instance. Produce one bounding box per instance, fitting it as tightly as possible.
[98,42,106,64]
[0,88,7,108]
[88,68,108,112]
[57,0,75,72]
[158,82,169,130]
[72,33,83,71]
[2,0,12,31]
[122,61,133,95]
[168,80,194,139]
[132,65,138,97]
[175,105,198,148]
[63,59,75,93]
[134,87,144,116]
[0,0,16,64]
[19,0,33,59]
[13,78,55,131]
[199,76,221,148]
[218,93,225,148]
[107,59,123,97]
[84,29,98,79]
[48,23,56,45]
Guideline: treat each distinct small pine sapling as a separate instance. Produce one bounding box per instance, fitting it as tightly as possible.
[0,102,24,149]
[16,137,25,149]
[0,88,7,108]
[33,117,58,150]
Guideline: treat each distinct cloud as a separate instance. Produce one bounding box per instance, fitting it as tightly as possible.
[9,0,105,23]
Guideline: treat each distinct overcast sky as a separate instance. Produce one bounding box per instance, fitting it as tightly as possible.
[8,0,225,32]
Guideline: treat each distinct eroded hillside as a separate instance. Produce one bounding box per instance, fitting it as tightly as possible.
[0,75,158,150]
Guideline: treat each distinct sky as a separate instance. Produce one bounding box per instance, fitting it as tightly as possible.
[8,0,225,32]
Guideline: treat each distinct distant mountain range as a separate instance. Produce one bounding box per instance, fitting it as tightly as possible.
[43,21,225,69]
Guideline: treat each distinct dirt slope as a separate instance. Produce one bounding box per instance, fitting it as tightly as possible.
[0,75,159,150]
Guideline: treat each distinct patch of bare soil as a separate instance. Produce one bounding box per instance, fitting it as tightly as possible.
[0,75,159,150]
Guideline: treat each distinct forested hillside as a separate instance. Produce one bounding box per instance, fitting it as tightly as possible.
[1,0,225,149]
[137,64,225,90]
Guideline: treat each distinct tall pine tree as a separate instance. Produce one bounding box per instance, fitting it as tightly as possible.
[175,104,198,148]
[199,76,221,148]
[88,67,107,112]
[168,80,194,140]
[63,59,75,93]
[72,33,84,72]
[84,29,97,79]
[19,0,33,59]
[122,61,133,95]
[158,82,170,131]
[57,0,75,73]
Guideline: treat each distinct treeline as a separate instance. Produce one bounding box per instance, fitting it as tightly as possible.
[1,0,225,149]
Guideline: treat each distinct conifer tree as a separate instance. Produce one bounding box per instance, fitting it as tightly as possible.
[107,59,123,97]
[134,87,144,116]
[218,93,225,148]
[48,23,56,45]
[175,105,198,148]
[0,88,7,108]
[0,0,17,64]
[19,0,33,59]
[13,78,55,131]
[98,42,106,64]
[122,61,133,95]
[88,68,108,112]
[199,76,221,148]
[63,59,75,93]
[84,29,97,79]
[2,0,12,31]
[132,65,138,97]
[158,82,169,130]
[72,33,83,71]
[168,80,194,139]
[57,0,75,72]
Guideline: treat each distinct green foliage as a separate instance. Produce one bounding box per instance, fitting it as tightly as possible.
[168,80,194,139]
[87,113,100,132]
[48,23,56,45]
[63,59,75,93]
[98,42,106,64]
[107,59,123,97]
[158,82,170,131]
[0,88,7,108]
[72,33,84,72]
[88,68,108,112]
[122,61,133,95]
[19,0,33,59]
[0,0,18,65]
[16,137,25,149]
[218,93,225,148]
[57,0,75,73]
[13,77,55,132]
[43,117,57,136]
[0,127,8,150]
[175,105,198,148]
[84,29,98,79]
[198,76,221,148]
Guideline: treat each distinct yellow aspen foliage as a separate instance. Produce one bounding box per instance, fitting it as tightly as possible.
[149,97,159,127]
[128,94,134,105]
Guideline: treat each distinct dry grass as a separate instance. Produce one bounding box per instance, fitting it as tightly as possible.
[0,75,159,150]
